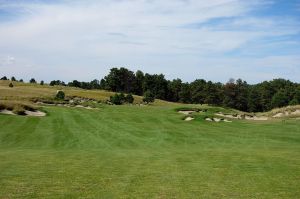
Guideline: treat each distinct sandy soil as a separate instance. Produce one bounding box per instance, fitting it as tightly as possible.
[0,109,46,117]
[0,110,15,115]
[179,111,196,115]
[185,117,194,121]
[25,110,46,117]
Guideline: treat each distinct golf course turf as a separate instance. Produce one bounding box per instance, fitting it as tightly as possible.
[0,105,299,198]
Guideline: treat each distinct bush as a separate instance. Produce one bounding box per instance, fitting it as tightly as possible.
[40,80,44,85]
[0,76,8,80]
[110,93,122,105]
[126,94,134,103]
[55,90,65,100]
[143,90,155,104]
[109,93,135,105]
[9,83,14,88]
[29,78,36,84]
[271,90,288,108]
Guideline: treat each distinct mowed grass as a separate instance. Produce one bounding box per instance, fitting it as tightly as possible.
[0,105,300,198]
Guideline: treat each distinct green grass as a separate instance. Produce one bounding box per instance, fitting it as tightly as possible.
[0,104,299,198]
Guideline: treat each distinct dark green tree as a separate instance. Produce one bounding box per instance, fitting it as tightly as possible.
[55,90,65,100]
[179,83,191,103]
[143,90,155,104]
[126,94,134,104]
[29,78,36,84]
[271,90,289,108]
[168,79,182,102]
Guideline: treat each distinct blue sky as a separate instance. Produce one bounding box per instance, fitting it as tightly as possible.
[0,0,299,83]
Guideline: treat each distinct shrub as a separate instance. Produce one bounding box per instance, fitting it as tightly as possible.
[289,98,299,106]
[119,93,125,103]
[126,94,134,103]
[143,90,155,104]
[109,93,134,105]
[29,78,36,84]
[55,90,65,100]
[271,90,288,108]
[40,80,44,85]
[0,76,8,80]
[110,93,122,105]
[9,83,14,88]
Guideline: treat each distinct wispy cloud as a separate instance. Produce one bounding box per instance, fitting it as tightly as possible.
[0,0,299,83]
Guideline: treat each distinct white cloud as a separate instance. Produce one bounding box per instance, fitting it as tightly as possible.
[0,55,15,66]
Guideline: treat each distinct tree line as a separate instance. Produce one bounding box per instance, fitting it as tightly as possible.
[1,67,300,112]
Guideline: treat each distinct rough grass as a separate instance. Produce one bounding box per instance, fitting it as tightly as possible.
[0,100,37,115]
[0,80,174,106]
[0,104,299,198]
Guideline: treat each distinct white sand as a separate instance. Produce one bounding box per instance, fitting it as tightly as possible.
[25,110,46,117]
[185,117,194,121]
[0,110,15,115]
[179,111,195,115]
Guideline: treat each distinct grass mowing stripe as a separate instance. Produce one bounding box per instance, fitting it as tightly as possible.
[0,105,300,198]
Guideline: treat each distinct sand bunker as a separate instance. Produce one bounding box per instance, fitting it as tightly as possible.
[205,117,232,123]
[179,110,196,115]
[0,109,46,117]
[272,109,300,118]
[213,118,221,122]
[215,113,242,119]
[291,110,300,115]
[185,117,195,121]
[75,105,97,110]
[0,110,15,115]
[216,112,268,121]
[25,110,46,117]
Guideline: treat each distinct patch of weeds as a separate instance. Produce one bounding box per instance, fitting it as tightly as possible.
[12,105,26,115]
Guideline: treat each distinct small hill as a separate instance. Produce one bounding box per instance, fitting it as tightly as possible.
[0,80,174,106]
